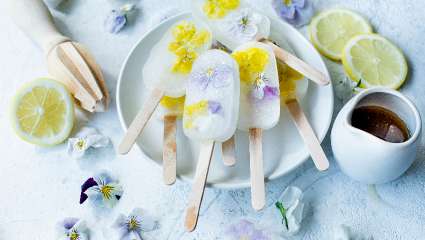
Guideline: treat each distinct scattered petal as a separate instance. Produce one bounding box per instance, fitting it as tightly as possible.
[67,127,110,159]
[112,208,157,240]
[104,4,136,34]
[272,0,313,27]
[225,219,274,240]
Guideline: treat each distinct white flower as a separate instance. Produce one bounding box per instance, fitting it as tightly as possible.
[56,218,89,240]
[261,186,305,236]
[224,8,262,43]
[334,77,362,103]
[68,127,110,159]
[80,172,123,209]
[111,208,157,240]
[334,224,372,240]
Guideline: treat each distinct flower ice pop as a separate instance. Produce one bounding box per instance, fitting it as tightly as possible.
[191,0,330,85]
[232,41,280,211]
[158,96,185,185]
[183,49,240,231]
[119,19,212,154]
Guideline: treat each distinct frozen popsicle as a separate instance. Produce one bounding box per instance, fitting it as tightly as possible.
[191,0,329,85]
[278,61,329,171]
[183,49,240,231]
[158,96,185,185]
[232,41,280,210]
[119,19,212,154]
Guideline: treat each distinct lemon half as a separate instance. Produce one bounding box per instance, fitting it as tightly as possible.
[11,78,75,146]
[342,34,408,89]
[310,9,372,60]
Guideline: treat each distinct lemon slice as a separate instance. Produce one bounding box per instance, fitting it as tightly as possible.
[342,34,408,89]
[310,9,372,60]
[11,78,75,146]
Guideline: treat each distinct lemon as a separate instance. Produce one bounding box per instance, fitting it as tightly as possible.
[11,78,75,146]
[309,9,372,60]
[342,34,408,89]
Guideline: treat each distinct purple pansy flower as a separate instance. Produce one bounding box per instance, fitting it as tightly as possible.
[56,218,89,240]
[105,4,135,34]
[80,172,123,209]
[190,64,233,90]
[225,220,271,240]
[251,73,280,101]
[263,86,280,100]
[272,0,313,27]
[111,208,157,240]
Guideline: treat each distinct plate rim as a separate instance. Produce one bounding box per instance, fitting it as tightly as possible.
[116,12,334,189]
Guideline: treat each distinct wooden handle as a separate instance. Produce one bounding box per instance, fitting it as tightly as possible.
[286,100,329,171]
[262,40,330,86]
[163,115,177,185]
[249,128,266,211]
[222,135,236,166]
[118,88,165,154]
[6,0,69,53]
[185,141,215,232]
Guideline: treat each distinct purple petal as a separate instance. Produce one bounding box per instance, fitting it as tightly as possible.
[208,101,222,114]
[62,218,79,230]
[190,71,210,90]
[280,6,296,20]
[80,177,98,204]
[292,0,306,8]
[212,65,232,88]
[105,10,127,34]
[263,86,280,100]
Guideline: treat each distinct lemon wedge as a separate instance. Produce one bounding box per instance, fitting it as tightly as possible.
[342,34,408,89]
[309,9,372,60]
[11,78,75,146]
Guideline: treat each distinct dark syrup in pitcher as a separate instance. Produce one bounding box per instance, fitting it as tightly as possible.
[351,106,410,143]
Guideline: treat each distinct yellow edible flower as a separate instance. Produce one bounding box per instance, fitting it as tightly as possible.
[168,21,211,74]
[277,61,304,102]
[232,47,269,85]
[203,0,240,19]
[184,100,209,129]
[160,96,186,110]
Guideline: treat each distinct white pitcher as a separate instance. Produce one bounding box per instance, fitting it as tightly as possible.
[331,88,421,184]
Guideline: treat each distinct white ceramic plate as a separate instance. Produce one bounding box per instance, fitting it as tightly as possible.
[117,13,333,189]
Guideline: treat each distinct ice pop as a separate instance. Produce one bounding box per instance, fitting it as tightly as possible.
[191,0,330,85]
[278,61,330,171]
[119,19,212,154]
[183,49,240,231]
[158,96,185,185]
[232,41,280,210]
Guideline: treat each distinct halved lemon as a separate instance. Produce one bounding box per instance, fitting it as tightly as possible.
[309,9,372,60]
[11,78,75,146]
[342,34,408,89]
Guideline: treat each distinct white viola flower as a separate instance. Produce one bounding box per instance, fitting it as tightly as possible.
[79,172,123,209]
[111,208,157,240]
[334,77,362,103]
[68,127,110,159]
[56,218,90,240]
[261,186,305,236]
[224,8,262,43]
[334,224,372,240]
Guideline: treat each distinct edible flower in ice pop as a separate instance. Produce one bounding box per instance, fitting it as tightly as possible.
[277,61,304,102]
[168,21,211,74]
[203,0,240,18]
[184,100,223,129]
[159,96,186,118]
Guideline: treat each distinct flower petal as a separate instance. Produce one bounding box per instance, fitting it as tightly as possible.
[80,177,98,204]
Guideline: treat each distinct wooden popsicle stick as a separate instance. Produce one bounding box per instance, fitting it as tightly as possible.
[222,135,236,166]
[286,99,329,171]
[163,115,177,185]
[248,128,266,211]
[118,88,165,154]
[185,141,215,232]
[261,39,330,86]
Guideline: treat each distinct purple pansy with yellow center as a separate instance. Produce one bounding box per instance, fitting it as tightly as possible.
[251,72,279,101]
[111,208,157,240]
[272,0,313,27]
[56,218,89,240]
[80,172,123,209]
[190,63,233,91]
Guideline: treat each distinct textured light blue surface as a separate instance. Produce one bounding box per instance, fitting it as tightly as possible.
[0,0,424,239]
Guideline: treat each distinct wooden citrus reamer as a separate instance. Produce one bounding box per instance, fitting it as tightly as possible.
[6,0,109,112]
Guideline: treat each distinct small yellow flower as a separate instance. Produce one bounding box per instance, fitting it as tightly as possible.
[203,0,240,19]
[160,96,185,111]
[232,47,269,85]
[184,100,209,129]
[168,21,211,73]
